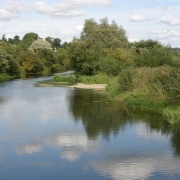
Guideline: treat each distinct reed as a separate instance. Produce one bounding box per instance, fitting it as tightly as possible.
[162,107,180,124]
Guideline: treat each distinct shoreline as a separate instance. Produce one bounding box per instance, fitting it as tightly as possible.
[68,83,107,90]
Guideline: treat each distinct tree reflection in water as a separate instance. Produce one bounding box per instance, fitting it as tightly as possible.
[68,89,130,139]
[68,89,180,156]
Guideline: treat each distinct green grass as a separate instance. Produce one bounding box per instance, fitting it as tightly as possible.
[122,91,165,112]
[53,75,76,84]
[162,107,180,124]
[78,73,112,84]
[0,73,11,81]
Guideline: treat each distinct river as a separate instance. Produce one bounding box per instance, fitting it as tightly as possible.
[0,75,180,180]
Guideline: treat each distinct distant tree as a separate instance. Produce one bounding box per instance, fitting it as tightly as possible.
[55,48,71,71]
[134,45,173,67]
[130,39,162,54]
[37,49,57,72]
[2,34,7,41]
[29,39,52,52]
[13,35,21,45]
[45,37,61,50]
[61,41,68,48]
[17,51,44,74]
[20,32,39,50]
[53,38,61,49]
[8,38,14,44]
[0,50,11,73]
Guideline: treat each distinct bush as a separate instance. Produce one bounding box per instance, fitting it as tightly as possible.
[53,75,76,84]
[78,73,112,84]
[0,73,11,81]
[123,91,165,111]
[163,107,180,124]
[117,67,136,92]
[164,68,180,105]
[134,46,173,67]
[106,77,120,96]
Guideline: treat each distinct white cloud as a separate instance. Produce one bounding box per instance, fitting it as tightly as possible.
[0,0,27,21]
[16,144,43,155]
[152,29,180,39]
[130,14,156,22]
[75,25,83,31]
[0,9,18,21]
[45,133,99,162]
[161,15,180,26]
[60,150,81,161]
[32,0,111,17]
[90,155,180,180]
[128,34,139,42]
[73,0,111,6]
[130,14,145,22]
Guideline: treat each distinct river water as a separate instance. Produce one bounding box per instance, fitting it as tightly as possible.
[0,75,180,180]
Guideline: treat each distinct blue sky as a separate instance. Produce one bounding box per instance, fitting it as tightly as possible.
[0,0,180,47]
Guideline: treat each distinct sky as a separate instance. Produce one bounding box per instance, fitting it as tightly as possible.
[0,0,180,47]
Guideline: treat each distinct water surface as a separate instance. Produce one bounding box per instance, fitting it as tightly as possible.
[0,76,180,180]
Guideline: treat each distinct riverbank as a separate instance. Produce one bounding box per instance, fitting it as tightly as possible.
[50,73,180,127]
[68,83,107,90]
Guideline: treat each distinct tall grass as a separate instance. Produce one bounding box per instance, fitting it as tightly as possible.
[162,107,180,124]
[106,65,175,111]
[78,73,112,84]
[53,75,76,84]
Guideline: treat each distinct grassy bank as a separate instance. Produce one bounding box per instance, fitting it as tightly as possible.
[0,73,11,82]
[52,68,180,125]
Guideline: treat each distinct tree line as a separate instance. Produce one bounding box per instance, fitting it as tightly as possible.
[0,32,70,80]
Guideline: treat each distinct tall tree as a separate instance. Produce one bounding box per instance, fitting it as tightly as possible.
[2,34,7,41]
[69,17,129,75]
[20,32,39,50]
[13,35,21,45]
[45,37,61,50]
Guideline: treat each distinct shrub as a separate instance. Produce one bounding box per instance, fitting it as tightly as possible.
[78,73,112,84]
[123,91,165,111]
[162,107,180,124]
[105,77,120,96]
[117,67,136,92]
[134,45,173,67]
[53,75,76,83]
[0,73,11,81]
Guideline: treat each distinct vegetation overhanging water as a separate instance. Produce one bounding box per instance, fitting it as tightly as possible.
[0,17,179,125]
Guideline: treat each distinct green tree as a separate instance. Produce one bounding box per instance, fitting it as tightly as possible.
[0,50,10,73]
[2,34,7,41]
[13,35,21,45]
[37,49,56,73]
[17,51,44,75]
[69,17,128,75]
[134,45,173,67]
[20,32,39,50]
[55,48,71,71]
[99,48,133,76]
[45,37,61,50]
[130,39,162,54]
[29,39,52,52]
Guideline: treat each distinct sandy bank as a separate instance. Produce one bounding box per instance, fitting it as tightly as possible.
[68,83,107,90]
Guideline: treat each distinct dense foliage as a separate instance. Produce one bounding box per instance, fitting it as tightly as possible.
[0,33,70,80]
[56,17,179,124]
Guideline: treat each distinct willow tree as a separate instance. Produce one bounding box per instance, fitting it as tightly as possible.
[69,17,129,75]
